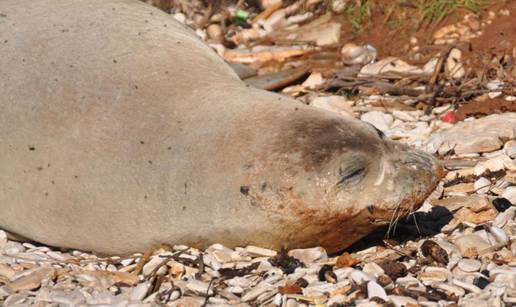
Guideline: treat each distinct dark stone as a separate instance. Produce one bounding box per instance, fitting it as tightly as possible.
[473,276,489,289]
[492,197,513,212]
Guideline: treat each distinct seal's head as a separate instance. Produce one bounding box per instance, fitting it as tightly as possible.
[243,105,443,253]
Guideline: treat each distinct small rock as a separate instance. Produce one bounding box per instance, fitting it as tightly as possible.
[7,267,55,292]
[362,262,385,278]
[261,0,282,9]
[288,247,327,264]
[419,271,448,283]
[206,24,223,42]
[421,240,449,265]
[350,269,373,284]
[454,234,491,255]
[445,48,465,79]
[457,259,481,272]
[501,186,516,205]
[473,276,489,289]
[389,295,418,307]
[377,261,407,280]
[335,252,360,268]
[367,280,388,300]
[452,279,481,293]
[0,230,6,249]
[434,283,465,297]
[331,0,347,14]
[341,43,377,65]
[0,263,15,280]
[474,177,491,194]
[173,297,202,307]
[359,57,423,77]
[503,140,516,158]
[130,282,151,301]
[262,9,287,32]
[318,264,337,283]
[246,246,277,258]
[310,96,353,117]
[241,282,274,302]
[142,256,167,276]
[488,226,509,244]
[425,113,516,155]
[494,194,514,210]
[302,72,325,89]
[360,111,393,132]
[186,279,214,296]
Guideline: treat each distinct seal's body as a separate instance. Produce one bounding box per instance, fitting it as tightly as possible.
[0,0,441,254]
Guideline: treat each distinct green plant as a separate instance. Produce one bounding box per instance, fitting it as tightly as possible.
[414,0,490,25]
[344,0,372,32]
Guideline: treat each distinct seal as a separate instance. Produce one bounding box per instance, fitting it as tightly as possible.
[0,0,442,255]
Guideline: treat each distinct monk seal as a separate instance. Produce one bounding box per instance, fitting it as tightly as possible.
[0,0,442,255]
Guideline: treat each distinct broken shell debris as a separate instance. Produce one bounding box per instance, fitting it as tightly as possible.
[2,0,516,305]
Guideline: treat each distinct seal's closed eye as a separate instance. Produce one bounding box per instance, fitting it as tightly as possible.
[337,166,366,186]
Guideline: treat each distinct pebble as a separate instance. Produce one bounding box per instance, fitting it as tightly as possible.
[504,140,516,158]
[474,177,491,194]
[458,259,482,272]
[420,271,448,283]
[453,278,482,293]
[142,256,167,276]
[241,282,274,302]
[389,295,418,307]
[130,282,150,301]
[360,111,394,132]
[288,247,327,264]
[434,283,466,296]
[0,263,15,279]
[454,234,492,255]
[0,230,6,249]
[367,281,388,300]
[362,262,385,277]
[445,48,465,79]
[501,186,516,205]
[245,246,277,257]
[341,43,377,65]
[310,95,354,117]
[206,24,223,42]
[7,267,55,292]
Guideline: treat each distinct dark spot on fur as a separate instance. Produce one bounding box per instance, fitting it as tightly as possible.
[74,175,78,179]
[148,160,153,164]
[113,59,117,63]
[240,186,250,195]
[182,206,187,211]
[273,113,377,171]
[140,140,145,144]
[167,146,172,150]
[37,166,43,171]
[28,146,35,151]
